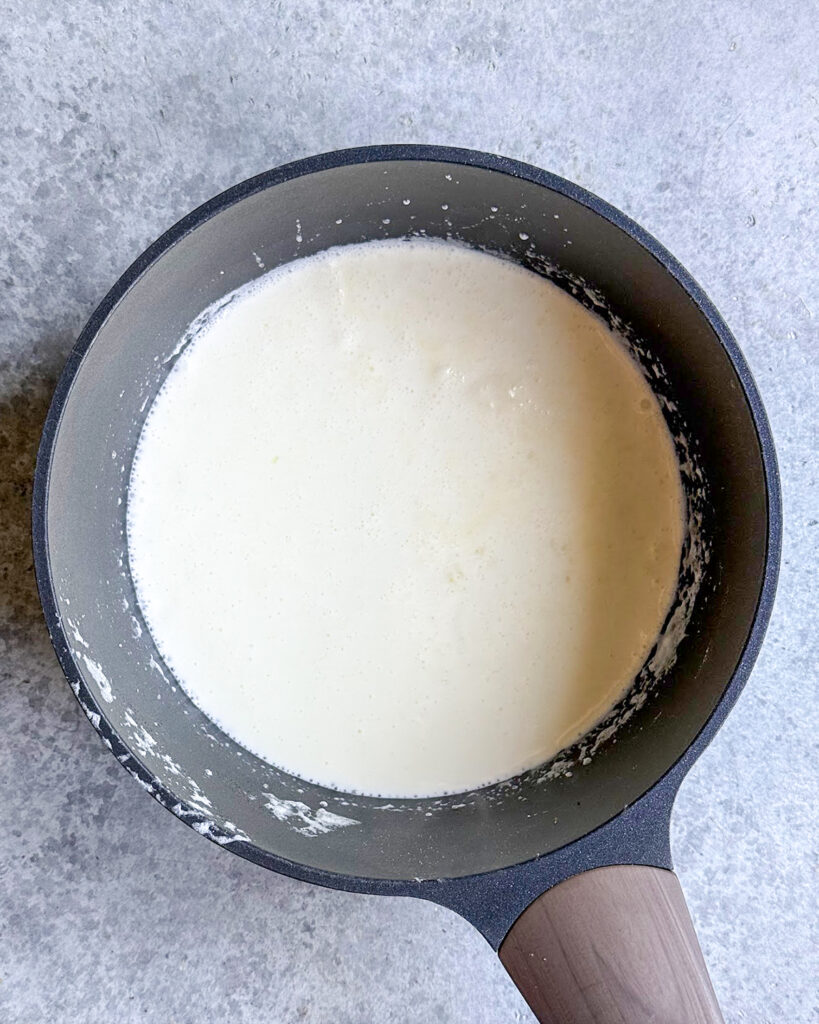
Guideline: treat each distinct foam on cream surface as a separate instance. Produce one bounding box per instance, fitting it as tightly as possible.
[128,239,683,798]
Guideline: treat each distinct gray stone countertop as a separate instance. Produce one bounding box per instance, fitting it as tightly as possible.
[0,2,816,1022]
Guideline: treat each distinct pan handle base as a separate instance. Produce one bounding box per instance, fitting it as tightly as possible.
[423,770,678,950]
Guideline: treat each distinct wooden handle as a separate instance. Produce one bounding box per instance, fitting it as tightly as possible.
[499,865,723,1024]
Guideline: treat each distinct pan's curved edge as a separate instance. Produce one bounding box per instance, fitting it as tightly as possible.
[31,145,782,936]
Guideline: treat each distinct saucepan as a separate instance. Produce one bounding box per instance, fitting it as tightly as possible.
[33,145,780,1023]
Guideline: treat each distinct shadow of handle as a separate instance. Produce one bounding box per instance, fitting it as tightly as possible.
[499,864,723,1024]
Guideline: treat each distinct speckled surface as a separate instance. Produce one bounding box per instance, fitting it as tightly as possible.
[0,2,816,1022]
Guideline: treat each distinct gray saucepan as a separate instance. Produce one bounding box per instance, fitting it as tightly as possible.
[33,145,781,1023]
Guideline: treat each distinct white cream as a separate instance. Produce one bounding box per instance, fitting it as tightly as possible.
[128,239,683,798]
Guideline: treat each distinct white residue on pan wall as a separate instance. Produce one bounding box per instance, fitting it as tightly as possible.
[81,654,114,703]
[263,792,360,838]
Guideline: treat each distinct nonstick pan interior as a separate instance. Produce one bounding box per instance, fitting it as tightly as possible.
[33,147,775,890]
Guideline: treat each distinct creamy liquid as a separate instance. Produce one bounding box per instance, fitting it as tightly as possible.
[128,239,683,798]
